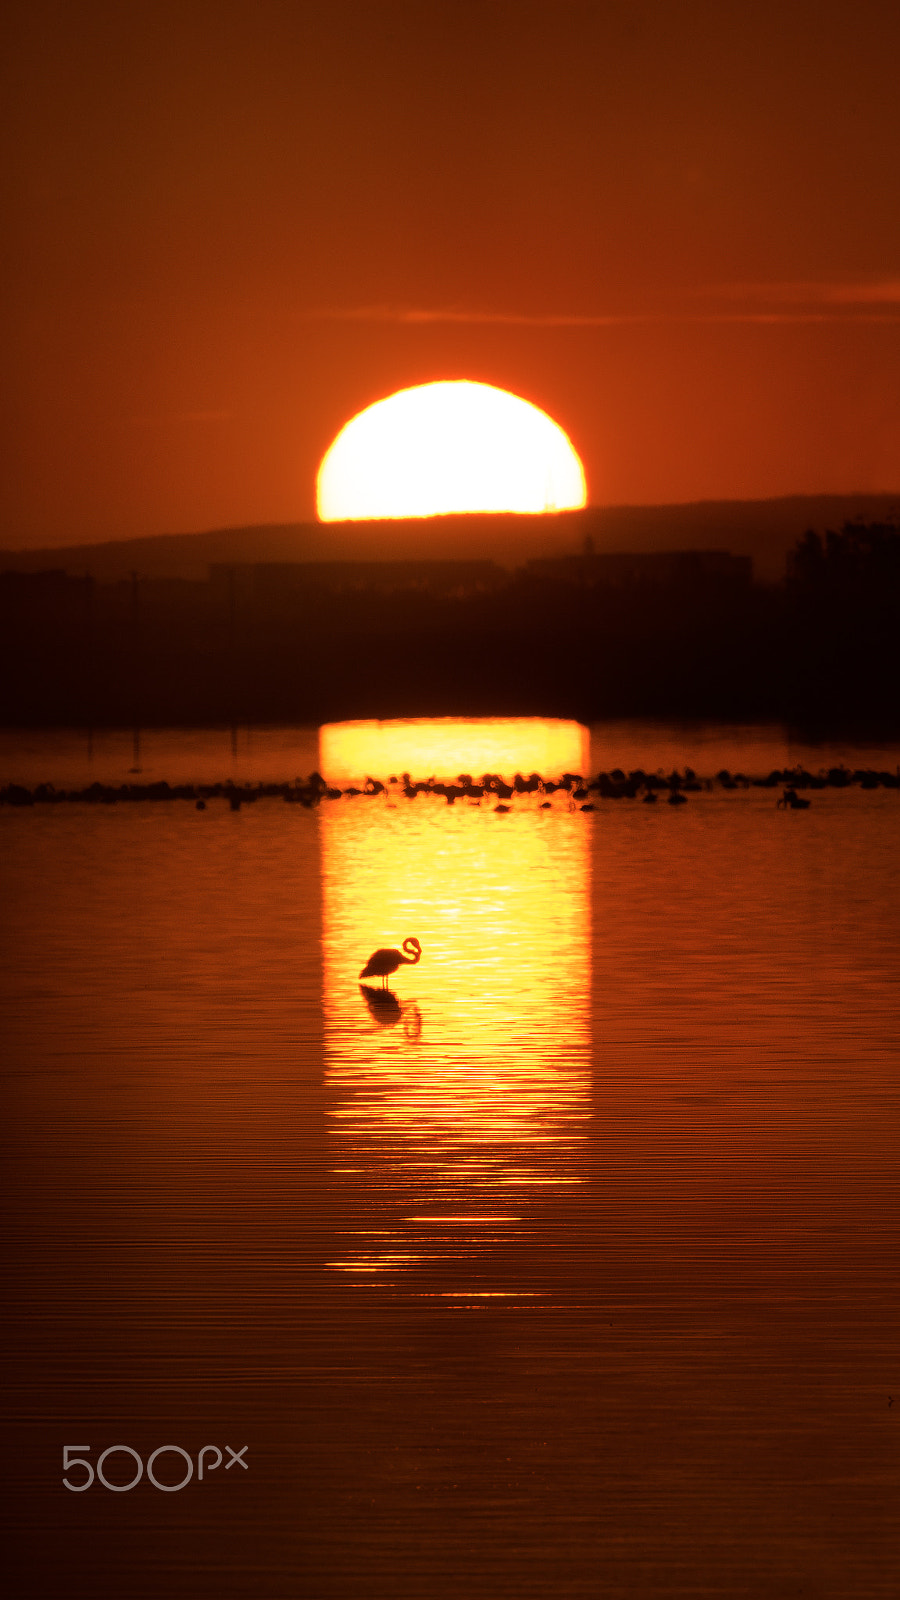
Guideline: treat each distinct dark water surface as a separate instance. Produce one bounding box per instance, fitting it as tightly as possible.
[3,723,899,1598]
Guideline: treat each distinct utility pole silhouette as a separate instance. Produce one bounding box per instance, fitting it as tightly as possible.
[129,570,142,773]
[83,573,95,763]
[228,566,239,759]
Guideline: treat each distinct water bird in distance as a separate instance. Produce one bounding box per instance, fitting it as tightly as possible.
[778,787,811,809]
[359,937,422,989]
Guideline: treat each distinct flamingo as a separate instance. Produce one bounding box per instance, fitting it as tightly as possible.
[359,937,422,989]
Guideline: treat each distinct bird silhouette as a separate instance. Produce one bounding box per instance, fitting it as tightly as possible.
[359,936,422,989]
[778,787,811,809]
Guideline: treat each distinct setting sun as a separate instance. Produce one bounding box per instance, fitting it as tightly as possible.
[316,380,587,521]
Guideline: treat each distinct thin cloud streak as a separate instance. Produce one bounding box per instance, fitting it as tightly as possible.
[708,279,900,306]
[300,306,638,327]
[302,304,900,328]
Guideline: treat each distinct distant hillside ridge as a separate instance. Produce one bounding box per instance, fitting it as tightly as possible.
[2,495,898,583]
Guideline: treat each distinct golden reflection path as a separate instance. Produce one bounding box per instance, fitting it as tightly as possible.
[319,717,589,786]
[321,721,591,1295]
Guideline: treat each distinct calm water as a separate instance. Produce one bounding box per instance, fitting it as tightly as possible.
[4,721,899,1599]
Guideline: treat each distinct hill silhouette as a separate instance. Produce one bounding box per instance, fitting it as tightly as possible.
[2,495,899,583]
[3,520,897,732]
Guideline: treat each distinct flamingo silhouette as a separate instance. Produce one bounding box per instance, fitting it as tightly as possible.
[359,937,422,989]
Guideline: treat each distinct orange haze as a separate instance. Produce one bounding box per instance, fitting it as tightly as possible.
[3,2,900,550]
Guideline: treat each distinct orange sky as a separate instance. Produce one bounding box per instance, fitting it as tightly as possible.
[3,0,900,548]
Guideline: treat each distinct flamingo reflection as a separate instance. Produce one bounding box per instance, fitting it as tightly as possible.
[359,985,423,1040]
[403,1002,423,1042]
[359,984,402,1026]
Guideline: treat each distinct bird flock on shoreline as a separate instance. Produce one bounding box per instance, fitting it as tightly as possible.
[2,764,897,811]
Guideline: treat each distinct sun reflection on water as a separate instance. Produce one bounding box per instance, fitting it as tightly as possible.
[321,720,591,1293]
[319,716,589,786]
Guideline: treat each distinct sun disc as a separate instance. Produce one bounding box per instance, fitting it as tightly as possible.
[317,380,587,521]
